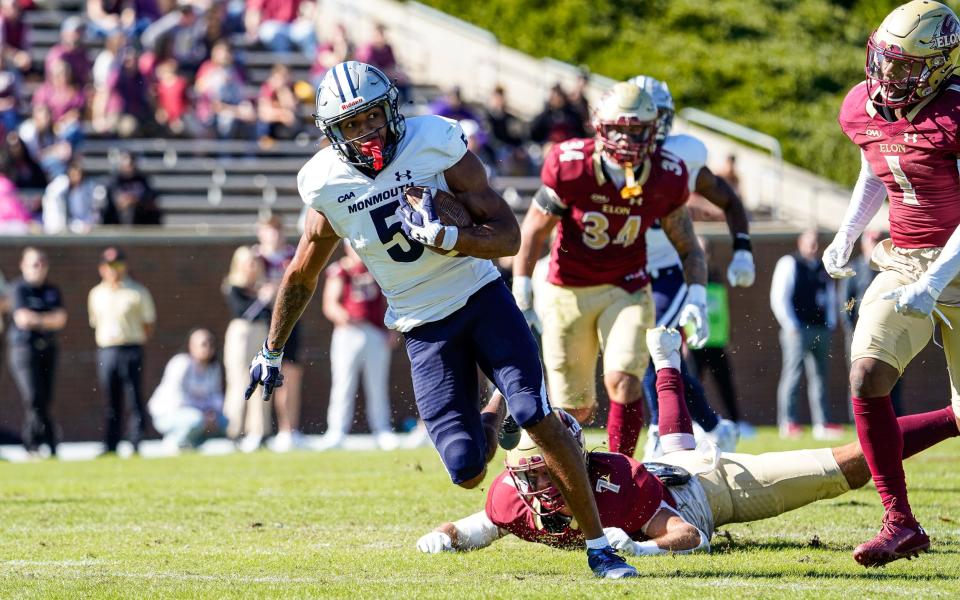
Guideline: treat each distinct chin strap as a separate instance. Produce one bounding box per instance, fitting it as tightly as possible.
[360,138,384,171]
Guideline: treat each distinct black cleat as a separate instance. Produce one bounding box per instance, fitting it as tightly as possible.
[498,415,521,450]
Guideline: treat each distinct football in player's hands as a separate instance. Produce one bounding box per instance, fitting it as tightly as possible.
[404,186,474,229]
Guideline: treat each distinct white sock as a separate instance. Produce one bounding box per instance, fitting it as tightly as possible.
[660,432,696,453]
[586,535,610,550]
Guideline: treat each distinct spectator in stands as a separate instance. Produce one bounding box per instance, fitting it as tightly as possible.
[45,17,92,89]
[2,131,46,190]
[429,86,480,124]
[770,230,842,440]
[221,245,273,452]
[88,246,156,455]
[318,241,397,451]
[140,4,207,72]
[0,52,21,132]
[568,69,591,133]
[42,160,106,233]
[254,215,305,453]
[485,85,523,150]
[34,60,86,133]
[91,31,126,133]
[104,151,162,225]
[86,0,160,39]
[0,173,30,233]
[460,119,495,177]
[153,57,194,136]
[202,1,241,58]
[8,247,66,458]
[245,0,316,57]
[195,40,256,139]
[257,64,300,142]
[717,154,741,196]
[18,105,77,179]
[310,22,352,85]
[355,22,406,94]
[0,0,31,72]
[838,229,903,416]
[148,328,227,453]
[530,83,587,145]
[112,47,151,136]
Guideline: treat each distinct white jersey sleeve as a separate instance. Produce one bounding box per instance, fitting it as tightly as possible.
[663,134,708,193]
[297,115,498,332]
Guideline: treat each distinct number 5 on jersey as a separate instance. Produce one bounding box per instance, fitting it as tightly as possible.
[581,212,642,250]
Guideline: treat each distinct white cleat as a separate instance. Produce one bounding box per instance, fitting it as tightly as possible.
[704,419,739,453]
[646,327,682,371]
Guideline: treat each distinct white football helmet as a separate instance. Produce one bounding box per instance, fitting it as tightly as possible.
[629,75,675,144]
[592,82,659,166]
[314,61,406,171]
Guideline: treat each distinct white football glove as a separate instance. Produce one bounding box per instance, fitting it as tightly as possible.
[880,277,941,320]
[726,250,756,287]
[416,531,453,554]
[822,234,857,279]
[511,275,542,334]
[646,326,682,371]
[678,284,709,350]
[396,188,458,251]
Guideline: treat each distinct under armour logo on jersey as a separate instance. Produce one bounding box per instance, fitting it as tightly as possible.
[395,170,412,182]
[904,132,918,143]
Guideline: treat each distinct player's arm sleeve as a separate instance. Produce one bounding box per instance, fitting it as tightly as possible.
[535,145,571,216]
[452,511,506,550]
[921,221,960,297]
[532,185,569,217]
[769,256,799,330]
[838,151,886,242]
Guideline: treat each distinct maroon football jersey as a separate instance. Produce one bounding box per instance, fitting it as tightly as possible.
[541,138,690,292]
[838,79,960,248]
[484,452,670,549]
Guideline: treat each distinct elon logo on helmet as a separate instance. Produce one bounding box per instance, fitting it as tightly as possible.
[933,15,960,49]
[340,96,365,110]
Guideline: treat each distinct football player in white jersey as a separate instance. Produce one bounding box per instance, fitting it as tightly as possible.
[244,61,637,579]
[630,76,753,460]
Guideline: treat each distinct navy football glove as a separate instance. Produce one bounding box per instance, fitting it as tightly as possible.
[245,342,284,401]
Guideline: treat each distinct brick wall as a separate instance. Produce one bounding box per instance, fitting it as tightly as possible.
[0,232,949,442]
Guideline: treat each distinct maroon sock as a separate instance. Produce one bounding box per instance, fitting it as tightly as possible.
[607,401,644,456]
[899,407,959,460]
[656,367,694,437]
[852,395,913,520]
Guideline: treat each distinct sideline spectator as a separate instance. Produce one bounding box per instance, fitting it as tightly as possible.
[254,215,305,452]
[257,64,300,141]
[8,248,66,458]
[42,160,105,233]
[88,247,156,455]
[18,105,78,179]
[245,0,316,57]
[221,245,273,452]
[0,171,30,233]
[45,17,92,88]
[0,0,31,72]
[770,230,842,440]
[717,154,741,196]
[686,236,750,435]
[195,41,255,139]
[104,151,162,225]
[530,83,587,145]
[355,23,406,95]
[148,328,227,452]
[838,229,903,416]
[318,241,397,451]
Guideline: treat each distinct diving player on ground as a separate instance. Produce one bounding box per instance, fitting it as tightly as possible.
[244,61,637,578]
[415,328,959,557]
[825,0,960,566]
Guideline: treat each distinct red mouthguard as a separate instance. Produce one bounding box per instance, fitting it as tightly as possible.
[360,139,384,171]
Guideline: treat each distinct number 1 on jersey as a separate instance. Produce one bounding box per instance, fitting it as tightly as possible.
[884,155,919,206]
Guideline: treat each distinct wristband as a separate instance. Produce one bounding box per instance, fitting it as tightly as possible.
[439,226,459,252]
[732,233,752,253]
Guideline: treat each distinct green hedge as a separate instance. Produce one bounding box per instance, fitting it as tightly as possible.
[419,0,922,186]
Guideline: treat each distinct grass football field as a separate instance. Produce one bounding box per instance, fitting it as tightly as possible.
[1,429,959,599]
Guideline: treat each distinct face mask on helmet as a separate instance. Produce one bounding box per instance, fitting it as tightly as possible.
[595,119,658,166]
[314,62,407,171]
[865,37,938,107]
[504,409,586,520]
